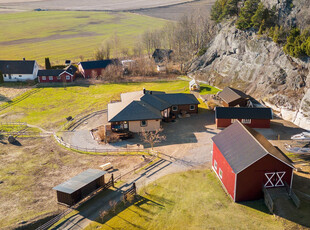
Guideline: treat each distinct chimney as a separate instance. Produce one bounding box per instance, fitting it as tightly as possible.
[143,88,146,94]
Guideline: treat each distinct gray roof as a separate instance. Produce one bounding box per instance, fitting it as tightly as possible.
[38,69,64,76]
[155,93,200,105]
[79,59,118,70]
[109,101,162,122]
[0,60,36,74]
[215,107,273,119]
[212,121,294,174]
[65,65,78,75]
[218,87,249,104]
[53,169,107,194]
[140,94,171,111]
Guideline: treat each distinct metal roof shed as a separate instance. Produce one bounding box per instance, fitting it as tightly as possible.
[53,169,107,206]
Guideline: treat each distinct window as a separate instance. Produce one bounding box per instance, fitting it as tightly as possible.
[57,76,61,80]
[231,119,238,123]
[42,76,46,80]
[214,160,217,170]
[66,75,70,80]
[140,120,147,127]
[49,76,53,81]
[172,106,178,111]
[242,119,251,124]
[219,168,223,179]
[3,74,6,77]
[190,105,195,110]
[19,75,22,77]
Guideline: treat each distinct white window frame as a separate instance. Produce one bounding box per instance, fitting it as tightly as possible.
[42,76,46,80]
[189,105,195,110]
[172,106,178,111]
[214,160,217,170]
[66,75,70,80]
[231,119,238,123]
[140,120,147,127]
[219,168,223,179]
[49,76,53,81]
[242,119,251,124]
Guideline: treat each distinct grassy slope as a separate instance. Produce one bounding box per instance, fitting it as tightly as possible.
[0,11,167,65]
[86,170,295,230]
[0,81,190,129]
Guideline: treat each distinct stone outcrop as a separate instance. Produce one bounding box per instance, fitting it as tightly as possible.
[188,20,310,129]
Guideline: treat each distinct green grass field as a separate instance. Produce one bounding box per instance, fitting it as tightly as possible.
[200,83,221,95]
[0,81,190,130]
[0,11,167,65]
[86,170,297,230]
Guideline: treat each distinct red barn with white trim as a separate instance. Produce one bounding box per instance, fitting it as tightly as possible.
[211,121,294,202]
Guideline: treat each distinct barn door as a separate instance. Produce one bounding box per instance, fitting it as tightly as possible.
[264,172,286,188]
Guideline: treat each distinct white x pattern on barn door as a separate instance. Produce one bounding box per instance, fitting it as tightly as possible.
[264,172,286,188]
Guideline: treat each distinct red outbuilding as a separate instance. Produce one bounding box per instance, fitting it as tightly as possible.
[215,107,273,128]
[211,121,294,202]
[78,59,118,78]
[37,65,77,83]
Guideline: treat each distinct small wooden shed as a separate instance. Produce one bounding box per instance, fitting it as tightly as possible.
[218,87,250,107]
[189,79,200,91]
[53,169,107,206]
[211,121,294,202]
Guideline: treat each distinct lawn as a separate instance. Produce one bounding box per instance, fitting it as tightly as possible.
[0,11,167,65]
[0,80,190,130]
[86,170,298,230]
[200,83,221,95]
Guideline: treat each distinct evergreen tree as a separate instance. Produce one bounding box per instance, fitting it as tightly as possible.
[45,57,52,69]
[222,0,239,17]
[258,19,265,34]
[211,0,224,22]
[251,3,265,29]
[273,26,279,43]
[236,0,260,29]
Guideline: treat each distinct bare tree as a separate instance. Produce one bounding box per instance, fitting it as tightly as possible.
[140,128,166,151]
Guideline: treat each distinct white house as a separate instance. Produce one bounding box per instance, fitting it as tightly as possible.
[0,59,39,82]
[189,79,200,91]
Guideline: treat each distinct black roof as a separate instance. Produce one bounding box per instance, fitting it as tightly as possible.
[65,65,78,75]
[38,69,64,76]
[218,87,249,104]
[155,93,200,106]
[53,169,107,194]
[0,60,36,74]
[109,101,162,122]
[140,94,171,111]
[152,49,173,63]
[215,107,273,119]
[212,121,294,174]
[79,59,118,70]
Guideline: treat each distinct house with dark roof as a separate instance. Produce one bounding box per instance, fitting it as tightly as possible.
[211,121,294,202]
[0,59,39,82]
[53,169,107,206]
[37,65,77,83]
[78,59,118,78]
[108,90,199,133]
[215,107,273,128]
[218,87,250,107]
[152,49,173,64]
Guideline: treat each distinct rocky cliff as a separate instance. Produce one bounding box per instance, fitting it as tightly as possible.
[188,18,310,129]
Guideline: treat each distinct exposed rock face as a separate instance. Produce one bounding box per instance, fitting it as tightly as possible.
[188,21,310,129]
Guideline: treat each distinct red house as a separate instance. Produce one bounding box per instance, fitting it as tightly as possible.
[78,59,118,78]
[215,107,273,128]
[211,121,294,202]
[37,65,77,83]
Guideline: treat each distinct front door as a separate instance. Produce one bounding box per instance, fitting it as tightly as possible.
[264,172,286,188]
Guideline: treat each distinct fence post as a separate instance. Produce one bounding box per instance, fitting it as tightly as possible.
[111,174,114,187]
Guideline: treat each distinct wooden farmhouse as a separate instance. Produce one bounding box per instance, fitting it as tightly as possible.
[218,87,250,107]
[108,89,199,133]
[215,107,273,128]
[0,59,39,82]
[211,121,294,202]
[78,59,118,78]
[53,169,107,206]
[37,65,77,83]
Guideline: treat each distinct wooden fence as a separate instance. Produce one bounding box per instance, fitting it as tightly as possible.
[284,181,300,208]
[123,183,137,202]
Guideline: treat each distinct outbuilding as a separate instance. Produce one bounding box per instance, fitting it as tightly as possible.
[215,107,273,128]
[211,121,294,202]
[218,87,250,107]
[53,169,107,206]
[78,59,118,78]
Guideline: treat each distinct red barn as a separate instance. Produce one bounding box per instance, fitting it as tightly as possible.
[211,121,294,202]
[78,59,118,78]
[215,107,273,128]
[37,65,77,83]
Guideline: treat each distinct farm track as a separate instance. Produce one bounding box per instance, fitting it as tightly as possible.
[0,88,41,112]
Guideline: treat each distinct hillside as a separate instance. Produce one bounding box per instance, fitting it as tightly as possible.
[188,0,310,129]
